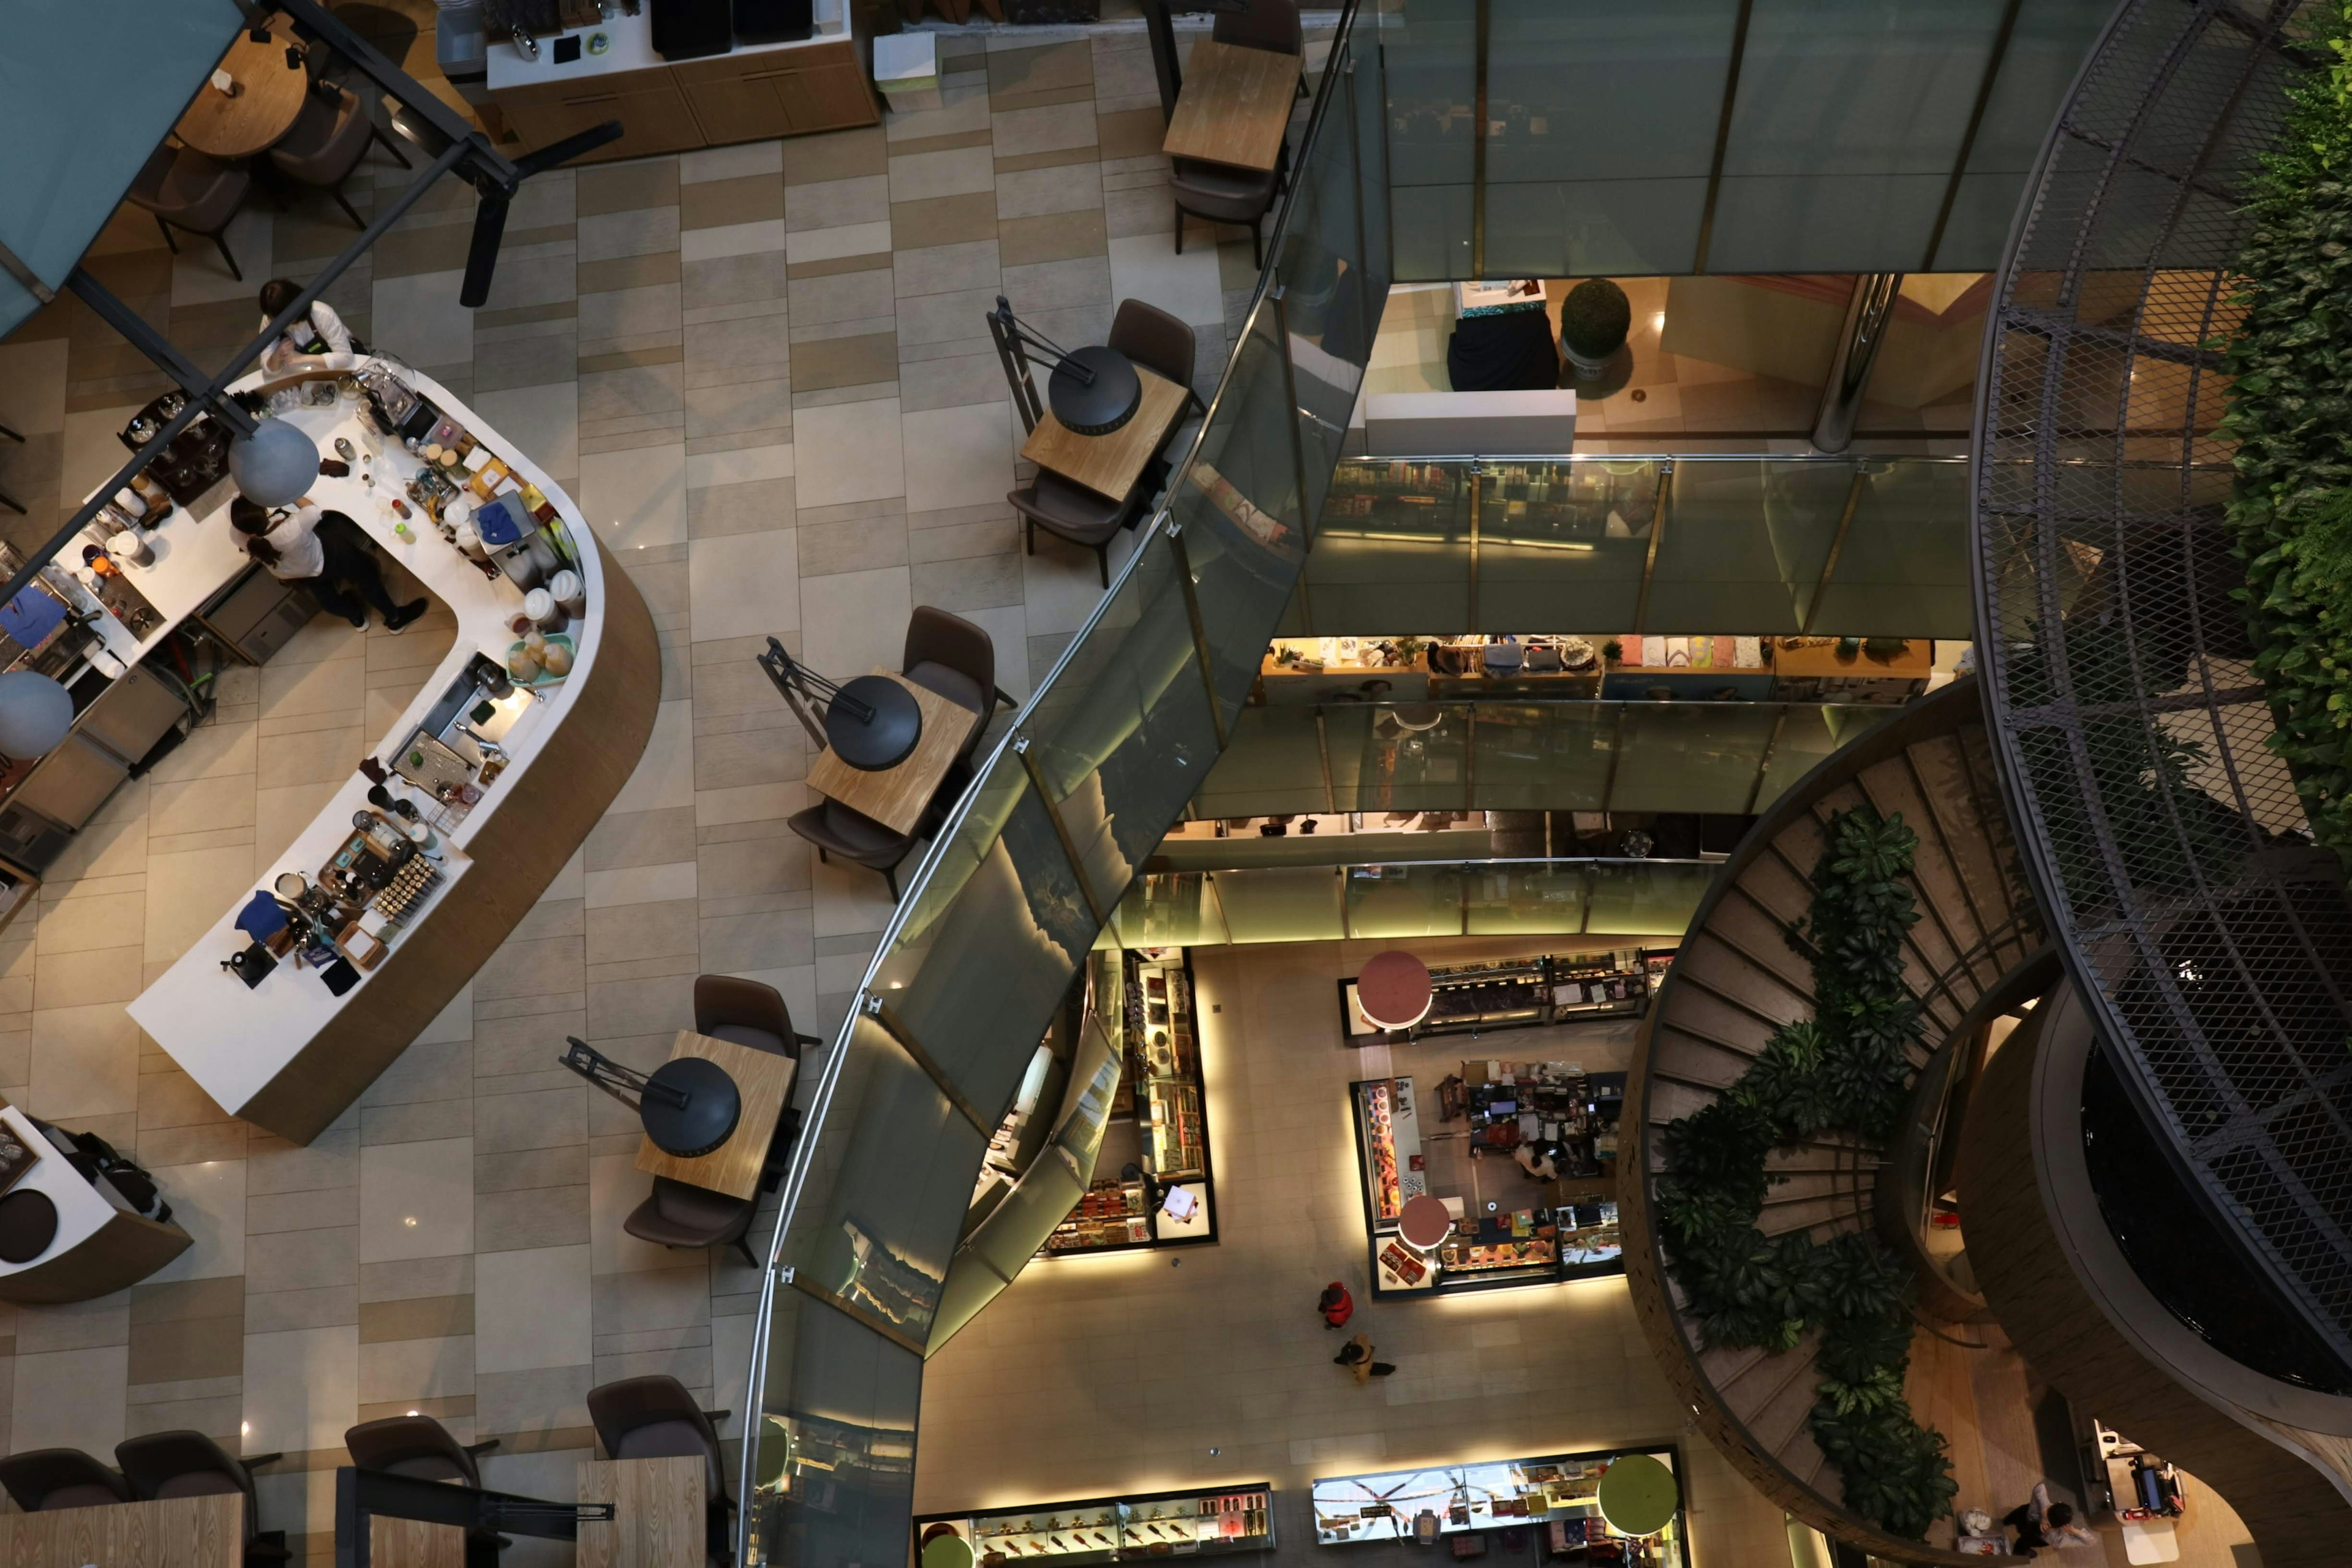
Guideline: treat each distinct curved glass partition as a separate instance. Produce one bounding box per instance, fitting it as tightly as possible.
[735,9,1391,1564]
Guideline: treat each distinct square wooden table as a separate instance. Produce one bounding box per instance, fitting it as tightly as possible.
[1020,366,1191,502]
[803,668,970,836]
[578,1457,705,1568]
[1163,39,1302,172]
[0,1494,241,1568]
[635,1031,797,1200]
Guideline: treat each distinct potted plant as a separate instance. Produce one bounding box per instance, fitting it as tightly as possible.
[1559,279,1631,378]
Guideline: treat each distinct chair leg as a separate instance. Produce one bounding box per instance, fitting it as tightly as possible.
[0,488,25,518]
[732,1235,756,1267]
[884,866,900,900]
[1250,217,1263,271]
[1023,516,1035,555]
[1172,202,1183,255]
[370,124,413,168]
[153,216,178,254]
[213,230,243,282]
[331,183,366,231]
[1096,542,1110,590]
[816,847,828,864]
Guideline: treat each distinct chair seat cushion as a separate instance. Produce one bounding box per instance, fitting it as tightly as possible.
[44,1482,129,1510]
[820,800,906,854]
[1012,474,1129,544]
[905,660,984,717]
[707,1022,790,1056]
[155,1472,243,1500]
[1169,159,1279,220]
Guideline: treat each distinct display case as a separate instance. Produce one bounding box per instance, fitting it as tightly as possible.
[1310,1447,1687,1567]
[1350,1078,1423,1224]
[1340,948,1675,1046]
[917,1484,1276,1566]
[1045,1177,1150,1252]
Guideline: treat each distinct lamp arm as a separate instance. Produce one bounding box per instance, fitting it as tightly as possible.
[756,638,877,731]
[559,1038,688,1111]
[988,299,1098,386]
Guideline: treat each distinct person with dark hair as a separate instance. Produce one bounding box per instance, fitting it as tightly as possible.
[257,278,356,373]
[2003,1482,2100,1555]
[229,496,426,632]
[1317,1281,1354,1330]
[1332,1333,1395,1383]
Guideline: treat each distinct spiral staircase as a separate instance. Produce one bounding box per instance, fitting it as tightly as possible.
[1623,680,2049,1564]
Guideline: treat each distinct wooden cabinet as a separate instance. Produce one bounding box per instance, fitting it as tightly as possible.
[673,39,879,143]
[497,66,706,163]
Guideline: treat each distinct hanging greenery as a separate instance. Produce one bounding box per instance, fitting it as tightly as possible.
[2225,0,2352,856]
[1654,807,1958,1540]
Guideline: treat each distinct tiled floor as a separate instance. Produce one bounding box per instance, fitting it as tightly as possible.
[0,15,1303,1562]
[917,937,1795,1565]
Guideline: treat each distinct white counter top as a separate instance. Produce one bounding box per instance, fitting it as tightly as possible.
[127,366,614,1122]
[485,0,847,91]
[0,1106,132,1281]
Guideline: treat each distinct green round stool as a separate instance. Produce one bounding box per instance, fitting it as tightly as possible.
[922,1533,978,1568]
[1596,1453,1678,1537]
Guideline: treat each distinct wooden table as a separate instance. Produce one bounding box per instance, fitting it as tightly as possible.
[1163,39,1301,172]
[804,668,968,836]
[1020,366,1190,503]
[371,1515,466,1568]
[635,1030,797,1200]
[176,12,311,159]
[0,1494,241,1568]
[578,1457,705,1568]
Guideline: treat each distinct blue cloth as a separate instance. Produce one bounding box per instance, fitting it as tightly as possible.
[473,497,529,548]
[0,587,66,650]
[234,890,290,944]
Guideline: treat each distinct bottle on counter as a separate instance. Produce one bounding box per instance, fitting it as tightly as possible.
[548,569,586,618]
[523,587,568,634]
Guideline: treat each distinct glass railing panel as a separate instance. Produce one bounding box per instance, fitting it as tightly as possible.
[1465,702,1615,810]
[1171,311,1314,725]
[1344,862,1468,938]
[1276,37,1373,527]
[864,760,1096,1125]
[1321,701,1375,812]
[1026,533,1222,905]
[747,1287,922,1568]
[1476,459,1657,627]
[1205,866,1345,941]
[1607,703,1783,813]
[1303,461,1473,628]
[1805,458,1972,635]
[1647,458,1849,631]
[1464,861,1593,935]
[1114,872,1229,947]
[1331,703,1470,814]
[1189,704,1329,819]
[1586,859,1714,933]
[1383,0,1477,280]
[1752,703,1892,811]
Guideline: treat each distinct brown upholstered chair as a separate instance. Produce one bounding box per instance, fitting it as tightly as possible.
[694,973,820,1058]
[271,85,377,229]
[1107,299,1202,420]
[586,1376,733,1565]
[1215,0,1306,66]
[0,1449,134,1512]
[344,1414,499,1486]
[127,145,253,281]
[903,605,1016,761]
[624,1176,758,1265]
[1011,471,1148,590]
[1171,157,1283,268]
[115,1431,288,1565]
[787,797,925,900]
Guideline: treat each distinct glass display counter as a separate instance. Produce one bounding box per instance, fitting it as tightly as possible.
[1340,948,1672,1045]
[917,1483,1275,1565]
[1310,1448,1686,1566]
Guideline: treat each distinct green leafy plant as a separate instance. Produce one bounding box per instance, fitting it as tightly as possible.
[2225,0,2352,861]
[1560,278,1632,363]
[1653,806,1954,1540]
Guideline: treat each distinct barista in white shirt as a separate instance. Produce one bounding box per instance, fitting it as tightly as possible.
[257,278,358,374]
[229,496,425,632]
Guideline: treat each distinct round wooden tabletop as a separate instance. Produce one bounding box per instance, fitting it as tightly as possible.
[175,14,309,160]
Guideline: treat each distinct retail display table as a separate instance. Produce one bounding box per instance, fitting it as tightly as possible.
[126,365,660,1143]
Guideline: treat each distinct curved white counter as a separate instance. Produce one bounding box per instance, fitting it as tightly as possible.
[0,1101,189,1303]
[124,366,660,1143]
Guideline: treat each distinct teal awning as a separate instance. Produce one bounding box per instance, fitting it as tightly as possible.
[0,0,246,339]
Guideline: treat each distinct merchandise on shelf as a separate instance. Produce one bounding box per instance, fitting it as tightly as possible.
[1310,1449,1685,1566]
[919,1485,1275,1565]
[1341,948,1673,1044]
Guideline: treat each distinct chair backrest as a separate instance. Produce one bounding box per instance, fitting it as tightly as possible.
[693,974,792,1055]
[1107,300,1197,394]
[1213,0,1302,56]
[345,1415,478,1486]
[115,1431,254,1537]
[0,1449,134,1512]
[587,1375,726,1501]
[902,606,995,710]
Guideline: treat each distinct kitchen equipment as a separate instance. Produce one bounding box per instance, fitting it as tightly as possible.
[391,728,475,797]
[492,538,543,591]
[197,565,316,665]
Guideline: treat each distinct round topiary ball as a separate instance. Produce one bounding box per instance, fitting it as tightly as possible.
[1560,277,1632,364]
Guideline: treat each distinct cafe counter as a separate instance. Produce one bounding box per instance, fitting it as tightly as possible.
[126,364,660,1144]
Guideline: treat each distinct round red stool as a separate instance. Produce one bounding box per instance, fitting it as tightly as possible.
[1357,950,1433,1030]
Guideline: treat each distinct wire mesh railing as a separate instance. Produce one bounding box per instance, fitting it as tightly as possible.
[1972,0,2352,1369]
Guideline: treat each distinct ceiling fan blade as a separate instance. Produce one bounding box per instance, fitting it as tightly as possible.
[514,120,625,179]
[459,193,511,310]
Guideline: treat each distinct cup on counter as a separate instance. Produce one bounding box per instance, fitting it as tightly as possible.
[523,587,568,634]
[548,569,586,618]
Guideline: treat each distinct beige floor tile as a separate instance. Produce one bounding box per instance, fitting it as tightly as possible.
[793,398,906,508]
[13,1345,130,1457]
[242,1324,358,1453]
[580,442,688,550]
[477,1245,595,1372]
[361,1137,477,1262]
[146,1159,247,1283]
[689,528,801,643]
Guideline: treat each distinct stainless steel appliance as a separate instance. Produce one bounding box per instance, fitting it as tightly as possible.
[0,664,197,870]
[198,564,318,666]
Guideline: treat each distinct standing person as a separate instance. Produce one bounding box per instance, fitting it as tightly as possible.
[257,279,358,374]
[230,496,427,632]
[1317,1281,1354,1330]
[1332,1333,1395,1383]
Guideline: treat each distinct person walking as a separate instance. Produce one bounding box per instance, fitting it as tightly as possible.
[230,496,427,632]
[1317,1281,1354,1330]
[1333,1333,1395,1383]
